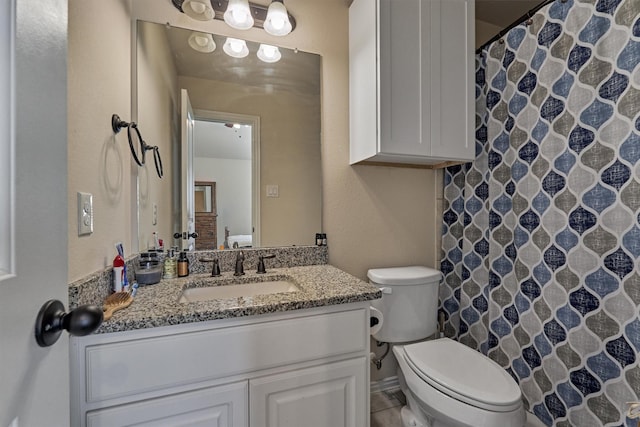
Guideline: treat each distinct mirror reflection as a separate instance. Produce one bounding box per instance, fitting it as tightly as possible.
[135,20,322,251]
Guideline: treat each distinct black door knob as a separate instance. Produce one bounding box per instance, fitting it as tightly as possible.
[174,232,199,239]
[35,300,103,347]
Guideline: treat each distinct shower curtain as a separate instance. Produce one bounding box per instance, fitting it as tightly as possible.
[440,1,640,426]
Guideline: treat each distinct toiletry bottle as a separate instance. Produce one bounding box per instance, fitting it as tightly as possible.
[177,251,189,277]
[113,254,125,292]
[163,249,177,279]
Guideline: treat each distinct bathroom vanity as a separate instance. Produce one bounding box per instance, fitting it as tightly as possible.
[69,263,380,427]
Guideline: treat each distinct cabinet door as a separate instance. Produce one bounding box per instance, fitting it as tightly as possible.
[250,358,367,427]
[428,0,475,161]
[379,0,428,157]
[85,381,247,427]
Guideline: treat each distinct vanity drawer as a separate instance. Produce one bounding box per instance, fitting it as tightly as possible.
[86,381,247,427]
[83,308,367,403]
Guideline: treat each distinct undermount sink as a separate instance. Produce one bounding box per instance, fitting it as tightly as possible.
[179,279,300,303]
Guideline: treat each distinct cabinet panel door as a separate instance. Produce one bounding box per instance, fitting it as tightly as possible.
[250,358,367,427]
[85,381,247,427]
[379,0,428,157]
[429,0,475,161]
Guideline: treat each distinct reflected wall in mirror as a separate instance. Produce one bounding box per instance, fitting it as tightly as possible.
[136,20,322,252]
[194,180,218,250]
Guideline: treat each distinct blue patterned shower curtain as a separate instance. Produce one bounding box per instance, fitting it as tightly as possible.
[440,1,640,426]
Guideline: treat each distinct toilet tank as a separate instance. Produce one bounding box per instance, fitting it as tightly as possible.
[369,266,442,343]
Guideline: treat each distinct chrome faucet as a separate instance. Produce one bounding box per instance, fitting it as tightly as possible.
[234,250,245,276]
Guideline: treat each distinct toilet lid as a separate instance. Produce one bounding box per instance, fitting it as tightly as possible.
[403,338,522,412]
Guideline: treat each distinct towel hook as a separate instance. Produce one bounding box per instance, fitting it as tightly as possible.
[111,114,145,166]
[111,114,163,178]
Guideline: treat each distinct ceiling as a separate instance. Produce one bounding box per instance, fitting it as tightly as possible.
[476,0,548,28]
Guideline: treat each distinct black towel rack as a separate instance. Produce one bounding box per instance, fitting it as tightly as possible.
[111,114,163,178]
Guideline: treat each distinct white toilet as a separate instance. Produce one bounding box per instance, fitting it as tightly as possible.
[369,266,526,427]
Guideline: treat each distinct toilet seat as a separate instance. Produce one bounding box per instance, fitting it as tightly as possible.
[402,338,522,412]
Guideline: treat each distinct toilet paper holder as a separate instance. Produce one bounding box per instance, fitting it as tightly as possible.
[369,306,387,370]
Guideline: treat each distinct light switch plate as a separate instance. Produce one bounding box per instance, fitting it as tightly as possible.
[77,192,93,235]
[266,185,279,198]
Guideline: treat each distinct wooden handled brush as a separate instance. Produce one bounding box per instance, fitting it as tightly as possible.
[103,291,133,321]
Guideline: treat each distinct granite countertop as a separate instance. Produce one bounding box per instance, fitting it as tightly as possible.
[97,264,382,334]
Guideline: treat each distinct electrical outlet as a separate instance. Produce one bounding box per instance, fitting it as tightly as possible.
[77,192,93,235]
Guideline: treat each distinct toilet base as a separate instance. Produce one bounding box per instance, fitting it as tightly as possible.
[401,405,427,427]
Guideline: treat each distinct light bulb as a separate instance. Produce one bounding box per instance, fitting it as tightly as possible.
[188,32,216,53]
[190,2,205,14]
[270,16,285,30]
[224,0,254,30]
[182,0,214,21]
[264,1,292,36]
[257,44,281,63]
[232,8,248,24]
[223,37,249,58]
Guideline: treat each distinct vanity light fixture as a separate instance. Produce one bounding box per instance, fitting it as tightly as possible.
[223,37,249,58]
[224,0,254,30]
[188,32,216,53]
[172,0,297,34]
[264,0,292,36]
[181,0,215,21]
[257,44,281,63]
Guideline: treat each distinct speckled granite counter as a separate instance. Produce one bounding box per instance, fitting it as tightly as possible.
[95,264,381,334]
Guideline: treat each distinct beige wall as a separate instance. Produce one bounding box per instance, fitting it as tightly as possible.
[131,0,440,280]
[136,21,179,252]
[68,1,440,286]
[68,0,134,281]
[179,76,322,247]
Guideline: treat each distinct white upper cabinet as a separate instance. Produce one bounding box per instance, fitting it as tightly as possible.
[349,0,475,167]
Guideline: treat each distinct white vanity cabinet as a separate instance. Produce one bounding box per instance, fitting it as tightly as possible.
[349,0,475,167]
[70,303,370,427]
[250,358,367,427]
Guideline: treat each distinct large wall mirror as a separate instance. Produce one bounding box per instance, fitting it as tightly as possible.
[136,20,322,252]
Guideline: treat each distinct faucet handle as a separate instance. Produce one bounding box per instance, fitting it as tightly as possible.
[257,254,276,274]
[234,250,245,276]
[198,258,221,277]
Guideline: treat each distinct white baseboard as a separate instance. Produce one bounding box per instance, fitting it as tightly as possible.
[370,376,400,393]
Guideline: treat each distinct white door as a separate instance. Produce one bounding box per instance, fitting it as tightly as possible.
[180,89,196,251]
[0,0,70,426]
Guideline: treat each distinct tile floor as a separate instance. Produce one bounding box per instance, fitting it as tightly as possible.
[370,390,548,427]
[370,389,404,427]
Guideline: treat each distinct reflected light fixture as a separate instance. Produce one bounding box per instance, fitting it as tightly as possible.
[264,0,292,36]
[188,32,216,53]
[181,0,214,20]
[223,37,249,58]
[224,0,254,30]
[257,44,281,63]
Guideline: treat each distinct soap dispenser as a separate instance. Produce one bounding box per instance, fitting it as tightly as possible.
[163,249,177,279]
[177,251,189,277]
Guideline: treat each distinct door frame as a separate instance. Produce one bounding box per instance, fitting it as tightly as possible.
[193,109,261,248]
